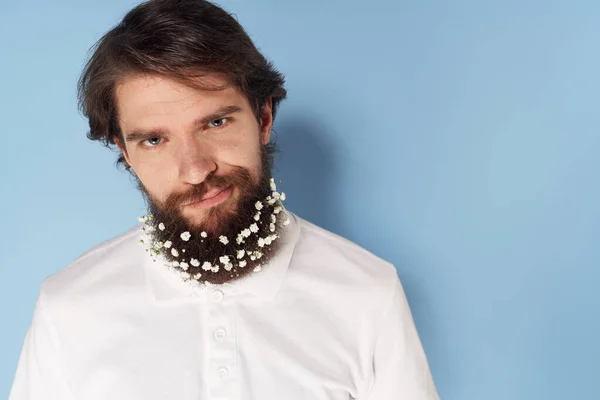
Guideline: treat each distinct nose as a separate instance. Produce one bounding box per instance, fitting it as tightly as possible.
[176,140,217,185]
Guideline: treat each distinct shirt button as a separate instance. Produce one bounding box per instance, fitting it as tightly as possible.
[211,289,224,302]
[213,327,227,342]
[217,366,229,379]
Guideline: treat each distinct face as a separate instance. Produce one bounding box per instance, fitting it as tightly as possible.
[115,73,273,232]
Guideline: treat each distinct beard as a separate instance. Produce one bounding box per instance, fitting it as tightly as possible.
[137,145,287,285]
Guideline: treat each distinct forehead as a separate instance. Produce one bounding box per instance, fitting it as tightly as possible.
[115,74,247,126]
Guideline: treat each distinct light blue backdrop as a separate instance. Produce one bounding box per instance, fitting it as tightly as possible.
[1,0,599,398]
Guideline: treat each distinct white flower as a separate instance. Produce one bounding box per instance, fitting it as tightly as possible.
[239,260,247,268]
[158,223,165,231]
[258,238,266,247]
[283,218,290,226]
[280,192,286,201]
[269,223,276,232]
[219,235,229,245]
[193,273,202,280]
[171,248,179,257]
[254,212,261,221]
[180,262,189,271]
[241,228,251,237]
[250,223,259,233]
[236,234,244,244]
[169,260,180,267]
[200,231,207,238]
[202,261,212,271]
[250,254,256,261]
[271,214,276,223]
[224,263,233,271]
[237,249,245,259]
[219,255,230,264]
[253,266,262,272]
[265,236,272,245]
[255,251,263,259]
[272,192,280,200]
[270,178,277,191]
[211,265,219,273]
[255,201,263,210]
[180,231,191,241]
[267,197,277,205]
[164,241,172,249]
[190,258,200,267]
[181,272,191,280]
[138,215,148,223]
[273,206,282,214]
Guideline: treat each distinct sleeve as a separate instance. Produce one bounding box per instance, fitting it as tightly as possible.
[9,288,75,400]
[364,276,440,400]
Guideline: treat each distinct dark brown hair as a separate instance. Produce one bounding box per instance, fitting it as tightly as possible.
[77,0,286,170]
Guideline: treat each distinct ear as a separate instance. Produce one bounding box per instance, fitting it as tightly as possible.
[260,98,274,145]
[114,137,132,167]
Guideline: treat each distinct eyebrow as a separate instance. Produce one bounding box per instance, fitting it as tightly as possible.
[124,105,243,143]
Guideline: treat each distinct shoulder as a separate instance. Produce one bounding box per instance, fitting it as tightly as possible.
[40,224,144,302]
[290,214,400,301]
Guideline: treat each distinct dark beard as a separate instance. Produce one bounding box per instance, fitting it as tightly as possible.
[138,146,285,285]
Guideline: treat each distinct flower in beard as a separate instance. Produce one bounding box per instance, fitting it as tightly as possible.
[138,146,287,285]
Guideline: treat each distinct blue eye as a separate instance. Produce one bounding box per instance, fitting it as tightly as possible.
[142,137,163,147]
[208,118,228,128]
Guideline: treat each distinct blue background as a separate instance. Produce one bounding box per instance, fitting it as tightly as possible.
[1,0,599,398]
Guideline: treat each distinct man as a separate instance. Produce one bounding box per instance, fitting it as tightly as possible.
[10,0,439,399]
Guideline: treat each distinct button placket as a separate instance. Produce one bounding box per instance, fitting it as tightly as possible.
[206,289,238,400]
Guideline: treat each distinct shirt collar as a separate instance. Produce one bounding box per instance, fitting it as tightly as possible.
[144,211,300,303]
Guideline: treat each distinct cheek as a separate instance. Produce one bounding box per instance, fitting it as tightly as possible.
[132,162,174,202]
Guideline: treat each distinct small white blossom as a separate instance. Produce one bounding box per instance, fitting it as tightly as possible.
[255,201,263,210]
[190,258,200,267]
[253,266,262,272]
[255,251,263,259]
[138,215,149,223]
[269,223,276,232]
[193,272,202,280]
[180,231,191,241]
[273,206,282,214]
[272,192,281,200]
[219,255,230,265]
[219,235,229,245]
[171,248,179,257]
[254,211,261,221]
[237,250,245,259]
[236,234,245,244]
[271,214,276,223]
[239,260,247,268]
[270,178,277,191]
[265,236,273,245]
[250,254,256,261]
[242,228,251,237]
[158,223,165,231]
[169,260,180,268]
[181,272,191,280]
[211,265,219,273]
[280,192,286,201]
[180,262,189,271]
[283,218,290,226]
[164,241,172,249]
[200,231,207,238]
[224,263,233,271]
[250,223,259,233]
[202,261,212,271]
[258,238,266,247]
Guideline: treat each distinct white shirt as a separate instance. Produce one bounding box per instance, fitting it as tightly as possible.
[10,212,439,400]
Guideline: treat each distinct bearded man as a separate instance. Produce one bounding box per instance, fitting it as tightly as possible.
[10,1,439,399]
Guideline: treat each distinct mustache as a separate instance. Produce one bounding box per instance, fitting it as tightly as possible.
[163,169,253,210]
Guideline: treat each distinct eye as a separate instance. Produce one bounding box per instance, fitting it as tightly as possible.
[142,137,163,147]
[208,117,229,128]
